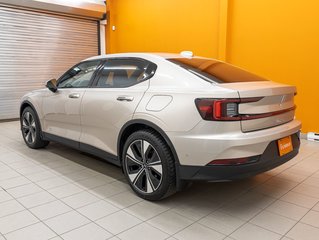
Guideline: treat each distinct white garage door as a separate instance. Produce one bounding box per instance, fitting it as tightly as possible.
[0,5,99,119]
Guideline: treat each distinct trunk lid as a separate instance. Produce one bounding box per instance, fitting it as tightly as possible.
[221,81,296,132]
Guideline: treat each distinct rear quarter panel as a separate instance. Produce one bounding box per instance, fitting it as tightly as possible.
[134,60,240,132]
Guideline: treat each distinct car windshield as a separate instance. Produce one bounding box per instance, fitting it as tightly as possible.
[168,58,268,84]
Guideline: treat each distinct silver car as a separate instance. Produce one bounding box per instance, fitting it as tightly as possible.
[20,53,301,200]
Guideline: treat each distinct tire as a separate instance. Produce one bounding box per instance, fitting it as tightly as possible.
[122,129,176,200]
[21,107,49,149]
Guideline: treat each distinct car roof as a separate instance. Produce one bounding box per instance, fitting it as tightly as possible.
[82,52,194,62]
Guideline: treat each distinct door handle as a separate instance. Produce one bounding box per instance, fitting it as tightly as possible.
[117,96,134,102]
[68,93,80,99]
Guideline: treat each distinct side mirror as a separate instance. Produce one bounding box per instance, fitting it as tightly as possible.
[46,79,58,93]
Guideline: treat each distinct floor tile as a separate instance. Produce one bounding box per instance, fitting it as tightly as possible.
[75,175,115,190]
[171,198,220,221]
[313,202,319,211]
[230,223,281,240]
[42,160,70,170]
[63,169,98,182]
[286,222,319,240]
[147,211,193,235]
[29,200,72,220]
[0,164,12,174]
[253,183,290,198]
[236,191,276,209]
[5,222,56,240]
[47,183,83,198]
[50,164,85,175]
[105,191,142,209]
[0,170,20,181]
[266,176,299,190]
[302,176,319,188]
[0,176,31,189]
[300,210,319,228]
[0,200,25,218]
[7,183,43,198]
[124,201,169,221]
[109,180,131,192]
[250,210,296,235]
[292,183,319,199]
[44,211,90,235]
[220,200,263,221]
[77,200,119,221]
[61,191,100,209]
[26,170,58,182]
[96,210,141,235]
[8,161,39,170]
[118,222,168,240]
[89,183,126,199]
[17,191,56,208]
[199,210,245,235]
[0,190,13,203]
[280,191,318,209]
[174,223,225,240]
[266,200,309,220]
[108,237,120,240]
[2,122,319,240]
[61,223,112,240]
[36,177,69,190]
[15,165,47,175]
[0,210,39,234]
[277,170,308,183]
[0,152,28,165]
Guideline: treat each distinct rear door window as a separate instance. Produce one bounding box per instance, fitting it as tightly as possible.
[168,58,268,84]
[95,58,157,88]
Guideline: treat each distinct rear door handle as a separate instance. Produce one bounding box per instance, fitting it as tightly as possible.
[68,93,80,99]
[117,96,134,102]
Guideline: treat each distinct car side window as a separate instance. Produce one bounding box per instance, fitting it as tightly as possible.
[95,59,156,88]
[57,60,101,88]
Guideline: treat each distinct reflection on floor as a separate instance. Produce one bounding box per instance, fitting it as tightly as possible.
[0,121,319,240]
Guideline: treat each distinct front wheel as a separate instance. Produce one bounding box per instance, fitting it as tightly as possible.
[122,130,176,200]
[21,107,49,149]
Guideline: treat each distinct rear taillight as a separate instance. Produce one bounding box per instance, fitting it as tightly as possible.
[195,98,262,121]
[195,97,295,121]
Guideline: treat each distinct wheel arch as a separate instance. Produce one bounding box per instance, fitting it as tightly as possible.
[20,100,36,117]
[20,100,44,136]
[117,119,180,167]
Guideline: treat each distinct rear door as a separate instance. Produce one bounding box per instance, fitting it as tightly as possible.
[80,58,157,156]
[42,60,101,143]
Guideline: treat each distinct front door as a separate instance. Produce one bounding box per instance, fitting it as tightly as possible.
[42,60,101,143]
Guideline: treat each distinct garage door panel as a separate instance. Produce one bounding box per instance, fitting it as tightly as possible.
[0,5,98,119]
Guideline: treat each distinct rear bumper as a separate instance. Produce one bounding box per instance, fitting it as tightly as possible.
[177,132,300,181]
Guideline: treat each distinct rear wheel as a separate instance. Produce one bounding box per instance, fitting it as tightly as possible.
[122,130,176,200]
[21,107,49,149]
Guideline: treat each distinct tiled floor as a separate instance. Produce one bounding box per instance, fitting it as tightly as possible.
[0,121,319,240]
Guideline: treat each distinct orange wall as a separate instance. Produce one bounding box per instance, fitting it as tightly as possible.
[227,0,319,133]
[106,0,222,58]
[106,0,319,133]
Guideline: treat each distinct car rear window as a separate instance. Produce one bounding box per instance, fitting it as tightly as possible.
[168,58,268,84]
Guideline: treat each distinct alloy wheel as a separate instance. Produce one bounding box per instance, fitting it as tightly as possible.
[125,139,163,193]
[22,111,36,144]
